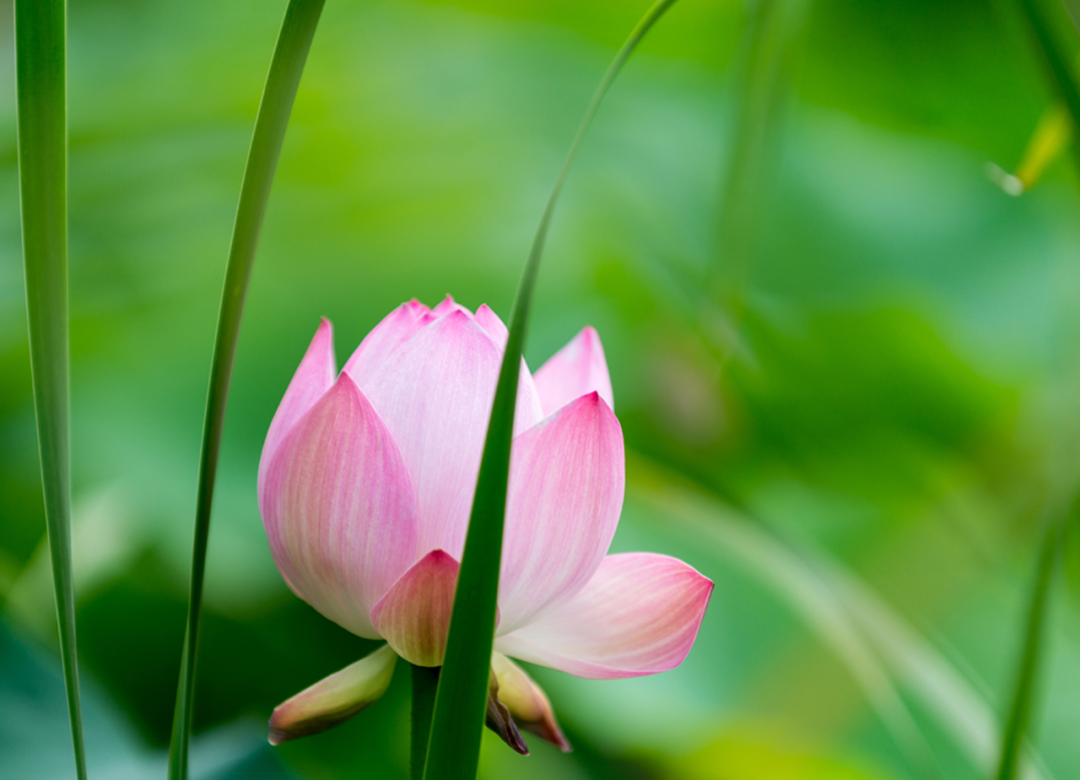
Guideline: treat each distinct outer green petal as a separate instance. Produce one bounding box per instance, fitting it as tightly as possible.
[269,645,397,745]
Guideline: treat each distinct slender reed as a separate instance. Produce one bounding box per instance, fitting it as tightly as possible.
[993,0,1080,776]
[995,507,1066,780]
[420,3,680,778]
[167,2,326,777]
[13,1,86,778]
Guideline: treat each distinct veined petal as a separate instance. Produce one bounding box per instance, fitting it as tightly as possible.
[497,392,624,633]
[362,310,542,556]
[269,645,397,745]
[474,304,508,350]
[492,653,570,752]
[343,299,433,388]
[370,550,459,666]
[261,373,419,639]
[533,327,614,416]
[496,553,713,680]
[258,318,336,496]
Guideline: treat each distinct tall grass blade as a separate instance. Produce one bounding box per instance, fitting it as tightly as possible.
[995,510,1065,780]
[422,3,680,778]
[167,2,326,777]
[13,1,87,778]
[994,2,1080,776]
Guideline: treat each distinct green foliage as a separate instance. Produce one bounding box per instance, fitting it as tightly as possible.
[13,0,86,777]
[3,1,1080,779]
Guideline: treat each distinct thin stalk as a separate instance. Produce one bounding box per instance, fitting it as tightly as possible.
[13,2,86,779]
[995,2,1080,777]
[994,509,1066,780]
[412,665,440,780]
[422,3,679,779]
[166,2,325,778]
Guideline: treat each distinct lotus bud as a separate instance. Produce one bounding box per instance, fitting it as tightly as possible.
[269,644,397,745]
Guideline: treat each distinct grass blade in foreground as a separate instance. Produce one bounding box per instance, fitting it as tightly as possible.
[13,2,87,778]
[422,3,679,778]
[167,1,326,777]
[996,1,1080,776]
[995,509,1065,780]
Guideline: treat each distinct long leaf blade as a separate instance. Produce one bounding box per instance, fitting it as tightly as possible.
[996,2,1080,776]
[995,510,1065,780]
[13,1,86,778]
[167,2,326,777]
[422,3,679,778]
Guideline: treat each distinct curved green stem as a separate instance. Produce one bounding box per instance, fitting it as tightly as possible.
[166,2,326,777]
[994,508,1066,780]
[13,1,86,778]
[422,3,680,779]
[412,664,441,780]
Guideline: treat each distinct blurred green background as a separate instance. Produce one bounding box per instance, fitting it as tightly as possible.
[4,0,1080,777]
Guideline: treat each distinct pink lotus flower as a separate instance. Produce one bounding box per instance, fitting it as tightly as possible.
[259,297,713,749]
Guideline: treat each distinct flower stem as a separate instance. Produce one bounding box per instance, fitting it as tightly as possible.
[412,664,440,780]
[166,1,325,778]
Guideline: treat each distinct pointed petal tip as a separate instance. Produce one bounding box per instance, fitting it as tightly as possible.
[371,550,461,666]
[534,326,614,415]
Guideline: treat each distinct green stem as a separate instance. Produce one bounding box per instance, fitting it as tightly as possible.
[422,3,680,779]
[995,3,1080,777]
[994,509,1066,780]
[13,2,87,779]
[166,2,325,778]
[412,665,441,780]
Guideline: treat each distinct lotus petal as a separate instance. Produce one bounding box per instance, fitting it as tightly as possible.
[362,310,542,556]
[343,299,432,388]
[261,373,419,639]
[371,550,459,666]
[497,392,624,633]
[533,327,614,416]
[474,304,508,350]
[259,318,336,494]
[496,553,713,679]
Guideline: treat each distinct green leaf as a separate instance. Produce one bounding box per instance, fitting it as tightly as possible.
[421,3,680,779]
[167,2,326,778]
[13,1,87,778]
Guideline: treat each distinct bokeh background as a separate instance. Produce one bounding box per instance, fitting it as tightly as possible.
[4,0,1080,778]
